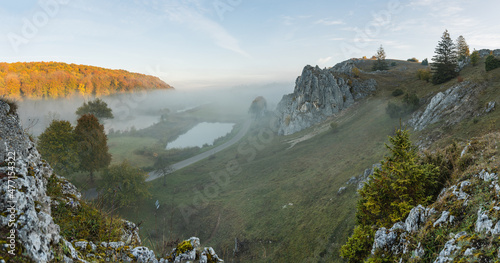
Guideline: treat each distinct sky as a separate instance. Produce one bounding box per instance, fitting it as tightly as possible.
[1,0,500,90]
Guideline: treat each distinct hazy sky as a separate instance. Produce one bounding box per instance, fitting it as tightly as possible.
[2,0,499,89]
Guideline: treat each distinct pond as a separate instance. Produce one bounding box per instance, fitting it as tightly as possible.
[166,122,235,150]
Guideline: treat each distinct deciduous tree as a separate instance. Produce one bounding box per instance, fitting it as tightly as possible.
[456,35,470,61]
[99,161,151,208]
[37,120,79,176]
[74,114,111,181]
[76,98,114,121]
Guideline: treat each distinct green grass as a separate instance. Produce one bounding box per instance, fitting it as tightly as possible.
[108,136,159,168]
[117,95,400,262]
[94,59,500,262]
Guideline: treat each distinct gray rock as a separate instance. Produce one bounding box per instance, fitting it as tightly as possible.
[131,246,157,263]
[337,187,346,194]
[433,211,451,227]
[475,169,498,182]
[449,181,470,201]
[275,61,376,135]
[0,100,61,262]
[409,82,483,131]
[464,248,476,256]
[411,242,425,259]
[405,205,436,233]
[486,101,496,113]
[433,232,465,263]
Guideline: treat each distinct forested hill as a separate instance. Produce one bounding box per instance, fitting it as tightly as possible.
[0,62,173,99]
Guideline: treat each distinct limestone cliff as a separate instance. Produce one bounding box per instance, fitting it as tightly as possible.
[275,60,376,135]
[0,99,222,263]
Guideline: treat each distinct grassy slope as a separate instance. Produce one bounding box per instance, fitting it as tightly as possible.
[117,58,500,262]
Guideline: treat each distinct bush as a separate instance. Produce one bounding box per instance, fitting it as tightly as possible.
[421,58,429,66]
[485,55,500,71]
[352,67,361,78]
[391,89,404,97]
[340,225,374,262]
[417,68,431,82]
[390,62,397,67]
[330,122,339,133]
[386,93,420,118]
[407,57,419,62]
[470,51,479,66]
[457,76,464,83]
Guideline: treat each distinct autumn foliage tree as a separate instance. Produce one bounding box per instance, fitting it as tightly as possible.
[37,120,79,176]
[74,114,111,181]
[0,62,172,99]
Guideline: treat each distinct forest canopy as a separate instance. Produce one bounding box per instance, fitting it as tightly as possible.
[0,62,173,99]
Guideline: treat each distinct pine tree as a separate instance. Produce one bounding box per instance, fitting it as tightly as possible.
[431,30,458,84]
[74,114,111,181]
[456,35,470,61]
[372,45,389,71]
[37,120,79,176]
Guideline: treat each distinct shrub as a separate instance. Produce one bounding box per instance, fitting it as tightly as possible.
[421,58,429,66]
[407,57,419,62]
[352,67,361,78]
[457,76,464,83]
[340,225,374,262]
[391,62,397,67]
[417,68,431,82]
[392,89,404,97]
[485,55,500,71]
[386,93,419,118]
[330,122,339,133]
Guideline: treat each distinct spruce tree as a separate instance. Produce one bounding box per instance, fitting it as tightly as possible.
[431,30,458,84]
[74,114,111,181]
[372,45,389,71]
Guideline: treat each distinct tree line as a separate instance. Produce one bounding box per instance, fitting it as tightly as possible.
[0,62,172,99]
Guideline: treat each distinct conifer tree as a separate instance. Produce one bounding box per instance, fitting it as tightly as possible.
[470,50,480,66]
[341,127,439,262]
[431,30,459,84]
[372,45,389,71]
[74,114,111,181]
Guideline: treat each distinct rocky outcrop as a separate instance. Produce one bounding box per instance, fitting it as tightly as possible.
[0,100,223,262]
[408,81,485,131]
[368,168,500,262]
[275,60,376,135]
[478,49,500,57]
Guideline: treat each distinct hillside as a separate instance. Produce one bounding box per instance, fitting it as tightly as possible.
[0,99,225,262]
[0,62,173,99]
[119,53,500,262]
